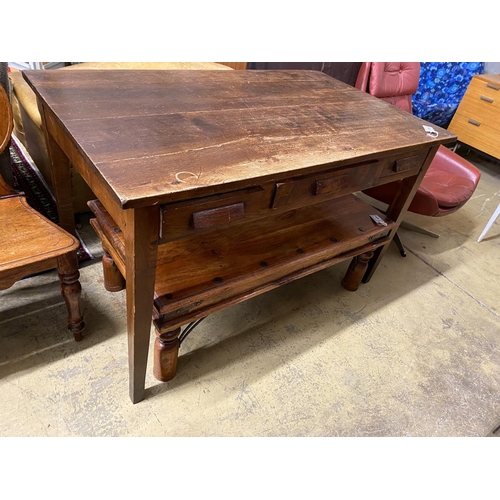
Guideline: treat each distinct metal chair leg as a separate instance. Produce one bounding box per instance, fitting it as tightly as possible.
[393,231,406,257]
[400,220,440,238]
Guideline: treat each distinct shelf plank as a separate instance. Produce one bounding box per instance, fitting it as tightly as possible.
[89,194,395,326]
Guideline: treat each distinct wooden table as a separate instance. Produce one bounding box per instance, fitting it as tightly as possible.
[23,70,456,403]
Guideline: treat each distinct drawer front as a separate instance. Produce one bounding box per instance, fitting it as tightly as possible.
[469,76,500,102]
[458,93,500,128]
[160,150,428,241]
[192,203,245,229]
[449,113,500,160]
[453,76,500,129]
[271,151,427,210]
[161,185,274,241]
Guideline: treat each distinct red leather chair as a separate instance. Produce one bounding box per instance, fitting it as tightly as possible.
[355,62,481,256]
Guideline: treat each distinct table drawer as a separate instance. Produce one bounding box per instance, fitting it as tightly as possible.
[161,184,274,241]
[271,151,427,210]
[160,150,428,241]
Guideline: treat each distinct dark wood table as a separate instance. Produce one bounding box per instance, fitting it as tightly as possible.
[23,69,456,403]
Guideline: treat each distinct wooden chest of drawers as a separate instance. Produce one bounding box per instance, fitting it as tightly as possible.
[448,73,500,160]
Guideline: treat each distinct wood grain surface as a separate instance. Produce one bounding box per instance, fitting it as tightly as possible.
[0,86,13,154]
[25,69,458,402]
[23,70,456,209]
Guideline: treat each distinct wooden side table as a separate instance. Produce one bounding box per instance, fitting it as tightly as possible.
[448,73,500,160]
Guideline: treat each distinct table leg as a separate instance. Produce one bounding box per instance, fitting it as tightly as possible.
[102,251,126,292]
[40,106,75,236]
[124,206,160,404]
[341,251,374,291]
[154,327,181,382]
[363,146,439,283]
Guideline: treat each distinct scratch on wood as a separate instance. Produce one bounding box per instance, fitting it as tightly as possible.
[175,171,200,183]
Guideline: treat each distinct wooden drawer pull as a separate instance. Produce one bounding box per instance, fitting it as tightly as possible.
[192,202,245,229]
[315,174,350,195]
[487,83,500,91]
[468,118,481,127]
[480,95,494,103]
[271,181,294,209]
[392,155,420,173]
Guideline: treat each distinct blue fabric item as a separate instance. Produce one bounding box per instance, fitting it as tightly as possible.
[412,62,485,128]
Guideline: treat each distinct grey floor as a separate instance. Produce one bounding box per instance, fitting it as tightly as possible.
[1,149,499,437]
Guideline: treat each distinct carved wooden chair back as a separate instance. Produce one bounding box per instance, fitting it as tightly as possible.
[0,85,13,156]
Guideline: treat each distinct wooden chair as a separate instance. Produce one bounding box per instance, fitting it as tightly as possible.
[0,85,84,340]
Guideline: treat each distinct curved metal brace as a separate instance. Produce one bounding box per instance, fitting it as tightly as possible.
[178,317,207,346]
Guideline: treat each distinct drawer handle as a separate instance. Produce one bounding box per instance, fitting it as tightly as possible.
[468,119,481,127]
[192,202,244,229]
[392,155,420,173]
[480,95,494,103]
[487,83,500,91]
[315,174,350,195]
[271,181,294,209]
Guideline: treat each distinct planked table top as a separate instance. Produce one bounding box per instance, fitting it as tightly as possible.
[23,69,456,209]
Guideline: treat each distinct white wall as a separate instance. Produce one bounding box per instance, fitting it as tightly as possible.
[485,62,500,73]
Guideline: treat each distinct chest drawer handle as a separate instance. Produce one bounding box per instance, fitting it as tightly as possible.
[480,95,494,103]
[468,119,481,127]
[487,83,500,91]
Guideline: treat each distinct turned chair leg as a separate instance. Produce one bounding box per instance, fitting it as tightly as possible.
[153,327,181,382]
[58,254,84,341]
[341,251,374,292]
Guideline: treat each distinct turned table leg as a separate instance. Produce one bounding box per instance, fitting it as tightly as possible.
[341,251,374,292]
[154,327,181,382]
[57,253,84,341]
[102,251,126,292]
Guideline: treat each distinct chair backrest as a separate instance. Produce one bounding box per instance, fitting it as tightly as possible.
[0,85,13,155]
[0,85,15,197]
[355,62,420,113]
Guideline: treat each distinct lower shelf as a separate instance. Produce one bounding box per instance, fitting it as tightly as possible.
[89,194,396,329]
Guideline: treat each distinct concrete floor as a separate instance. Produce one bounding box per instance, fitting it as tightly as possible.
[1,149,499,437]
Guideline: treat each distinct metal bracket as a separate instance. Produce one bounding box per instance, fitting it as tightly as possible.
[178,317,207,346]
